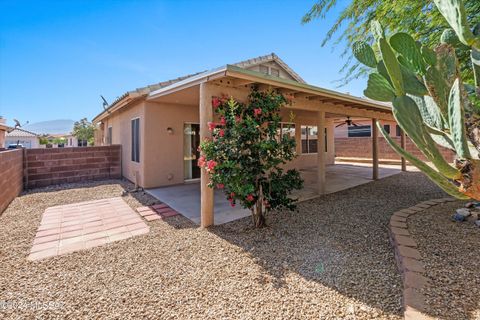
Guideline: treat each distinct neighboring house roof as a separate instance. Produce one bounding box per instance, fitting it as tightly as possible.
[93,53,306,122]
[6,127,39,138]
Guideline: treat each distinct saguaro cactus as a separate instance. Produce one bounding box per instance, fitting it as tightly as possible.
[352,0,480,200]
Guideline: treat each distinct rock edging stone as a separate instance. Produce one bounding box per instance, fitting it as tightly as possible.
[388,197,456,320]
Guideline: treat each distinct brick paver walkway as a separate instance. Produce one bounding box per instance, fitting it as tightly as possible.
[28,197,149,261]
[136,203,179,221]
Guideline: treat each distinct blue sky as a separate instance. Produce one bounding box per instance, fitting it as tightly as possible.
[0,0,365,126]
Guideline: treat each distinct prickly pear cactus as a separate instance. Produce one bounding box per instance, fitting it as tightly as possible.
[352,0,480,200]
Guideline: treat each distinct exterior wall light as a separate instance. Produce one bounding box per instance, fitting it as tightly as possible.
[167,127,174,135]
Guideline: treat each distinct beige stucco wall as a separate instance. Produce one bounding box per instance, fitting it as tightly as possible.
[142,101,200,188]
[102,101,146,186]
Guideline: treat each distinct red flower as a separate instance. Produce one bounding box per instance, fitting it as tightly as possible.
[217,183,224,189]
[230,192,235,198]
[212,97,221,109]
[254,108,262,116]
[206,160,217,171]
[220,117,226,126]
[197,155,206,167]
[208,122,216,131]
[219,129,225,137]
[235,116,242,123]
[246,194,254,202]
[230,202,235,207]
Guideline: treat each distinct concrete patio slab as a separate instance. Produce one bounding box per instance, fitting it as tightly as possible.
[146,163,406,225]
[28,197,149,261]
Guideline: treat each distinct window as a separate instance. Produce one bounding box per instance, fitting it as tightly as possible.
[131,118,140,162]
[276,122,295,141]
[301,126,328,154]
[384,124,390,134]
[270,68,280,77]
[107,126,113,145]
[77,139,88,147]
[259,65,269,74]
[348,125,371,137]
[396,125,401,137]
[301,125,320,154]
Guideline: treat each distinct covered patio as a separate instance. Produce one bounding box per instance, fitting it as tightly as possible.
[147,64,405,227]
[146,162,403,225]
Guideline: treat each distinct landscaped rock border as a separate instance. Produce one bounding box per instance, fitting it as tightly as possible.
[389,197,457,320]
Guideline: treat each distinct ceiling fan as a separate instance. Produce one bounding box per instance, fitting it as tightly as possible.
[335,116,359,128]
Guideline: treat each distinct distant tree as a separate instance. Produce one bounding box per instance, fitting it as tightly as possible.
[72,118,95,146]
[302,0,480,85]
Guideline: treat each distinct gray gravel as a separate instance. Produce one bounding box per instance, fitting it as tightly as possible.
[409,201,480,320]
[0,173,447,319]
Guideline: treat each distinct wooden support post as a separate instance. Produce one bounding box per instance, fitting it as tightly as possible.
[372,118,379,180]
[199,82,214,228]
[400,129,407,171]
[317,111,326,194]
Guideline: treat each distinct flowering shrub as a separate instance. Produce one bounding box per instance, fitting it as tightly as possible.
[198,89,303,228]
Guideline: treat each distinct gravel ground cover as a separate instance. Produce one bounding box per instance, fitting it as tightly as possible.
[0,173,446,319]
[409,201,480,320]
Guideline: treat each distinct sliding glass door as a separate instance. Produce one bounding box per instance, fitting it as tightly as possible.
[184,123,201,180]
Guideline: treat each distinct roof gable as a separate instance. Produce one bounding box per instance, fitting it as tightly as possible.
[232,53,305,83]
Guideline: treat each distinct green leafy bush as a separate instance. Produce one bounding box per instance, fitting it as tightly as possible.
[199,89,303,227]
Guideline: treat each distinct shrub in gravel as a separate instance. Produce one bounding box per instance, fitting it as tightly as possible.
[199,89,303,228]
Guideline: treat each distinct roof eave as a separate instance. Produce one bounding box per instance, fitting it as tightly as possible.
[92,92,143,124]
[147,66,228,100]
[224,65,391,112]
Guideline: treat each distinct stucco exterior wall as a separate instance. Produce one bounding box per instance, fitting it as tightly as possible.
[143,101,200,188]
[102,102,145,186]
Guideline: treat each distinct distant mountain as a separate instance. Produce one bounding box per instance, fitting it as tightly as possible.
[23,119,75,135]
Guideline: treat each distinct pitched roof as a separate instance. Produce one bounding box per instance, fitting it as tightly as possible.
[6,127,39,138]
[232,53,305,83]
[93,53,304,122]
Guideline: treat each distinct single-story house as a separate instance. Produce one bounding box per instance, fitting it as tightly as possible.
[5,127,40,149]
[92,53,398,226]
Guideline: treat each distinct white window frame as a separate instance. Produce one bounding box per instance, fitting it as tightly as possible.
[107,126,113,145]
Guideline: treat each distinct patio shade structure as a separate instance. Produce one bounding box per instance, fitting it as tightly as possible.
[147,64,397,227]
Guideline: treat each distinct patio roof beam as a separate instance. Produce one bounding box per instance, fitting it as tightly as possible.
[232,79,256,87]
[287,100,395,121]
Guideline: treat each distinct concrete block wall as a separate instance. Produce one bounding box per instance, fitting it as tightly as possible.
[25,145,122,189]
[335,137,455,162]
[0,149,23,213]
